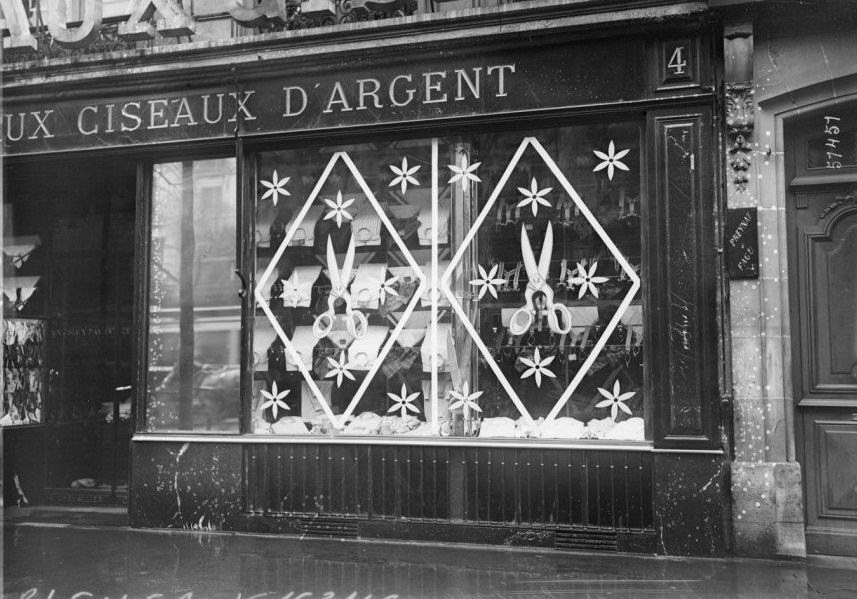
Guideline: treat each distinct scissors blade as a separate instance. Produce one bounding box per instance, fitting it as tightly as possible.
[325,236,341,286]
[538,221,553,279]
[342,235,356,281]
[520,224,539,280]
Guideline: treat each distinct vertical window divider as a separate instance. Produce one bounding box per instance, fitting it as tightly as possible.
[133,160,153,434]
[238,137,253,436]
[431,138,439,434]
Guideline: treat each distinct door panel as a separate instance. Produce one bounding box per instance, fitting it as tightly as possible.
[791,183,857,556]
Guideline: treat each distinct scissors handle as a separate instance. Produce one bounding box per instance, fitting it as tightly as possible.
[312,311,335,339]
[346,308,368,339]
[545,302,572,335]
[508,305,534,336]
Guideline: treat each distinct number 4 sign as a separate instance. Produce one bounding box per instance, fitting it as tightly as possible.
[662,39,694,85]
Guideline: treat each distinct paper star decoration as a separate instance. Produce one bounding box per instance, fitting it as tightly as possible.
[593,141,630,181]
[260,381,291,419]
[279,271,309,307]
[469,264,505,300]
[569,261,609,299]
[596,380,635,421]
[260,170,291,206]
[520,347,556,388]
[449,381,483,413]
[325,352,356,387]
[448,156,482,190]
[516,177,553,216]
[379,276,399,304]
[387,383,421,418]
[323,191,356,228]
[389,157,421,194]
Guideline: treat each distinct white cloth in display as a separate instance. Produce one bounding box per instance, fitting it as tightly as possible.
[280,265,322,308]
[271,416,309,435]
[285,326,321,371]
[620,305,644,349]
[344,412,383,435]
[285,205,325,246]
[3,276,40,302]
[255,203,278,247]
[479,417,517,438]
[351,263,388,310]
[347,326,389,370]
[397,310,430,347]
[3,235,40,268]
[568,306,599,349]
[351,201,382,247]
[417,195,450,246]
[253,318,278,370]
[420,261,450,307]
[421,322,453,373]
[541,417,586,439]
[604,417,645,441]
[301,380,332,419]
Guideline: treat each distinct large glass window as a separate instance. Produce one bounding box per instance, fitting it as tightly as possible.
[145,158,240,432]
[250,121,645,441]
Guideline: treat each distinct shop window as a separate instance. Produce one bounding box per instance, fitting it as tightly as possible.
[145,158,240,432]
[251,121,645,441]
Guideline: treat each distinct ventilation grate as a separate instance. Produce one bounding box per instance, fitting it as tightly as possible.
[554,528,618,552]
[299,517,359,539]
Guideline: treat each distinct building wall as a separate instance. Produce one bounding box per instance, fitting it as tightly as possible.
[727,11,857,558]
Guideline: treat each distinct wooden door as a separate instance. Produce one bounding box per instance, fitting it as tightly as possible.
[789,183,857,557]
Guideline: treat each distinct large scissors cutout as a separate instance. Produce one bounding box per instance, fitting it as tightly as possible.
[313,235,368,340]
[509,221,572,336]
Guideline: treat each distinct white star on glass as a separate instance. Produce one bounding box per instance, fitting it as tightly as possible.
[260,381,291,419]
[379,276,399,304]
[387,383,421,418]
[389,157,421,194]
[469,264,505,300]
[260,170,291,206]
[596,380,635,421]
[323,191,356,228]
[593,141,630,181]
[569,261,609,299]
[516,177,553,216]
[325,352,356,387]
[279,272,308,308]
[520,347,556,388]
[448,156,482,190]
[449,381,483,413]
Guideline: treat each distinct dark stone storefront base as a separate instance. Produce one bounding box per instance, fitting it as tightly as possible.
[128,440,724,556]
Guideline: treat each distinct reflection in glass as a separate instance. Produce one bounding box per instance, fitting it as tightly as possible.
[146,158,240,432]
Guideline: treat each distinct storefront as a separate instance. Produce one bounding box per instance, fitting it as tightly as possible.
[3,1,728,556]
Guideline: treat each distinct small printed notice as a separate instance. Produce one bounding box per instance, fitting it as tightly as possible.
[726,207,759,279]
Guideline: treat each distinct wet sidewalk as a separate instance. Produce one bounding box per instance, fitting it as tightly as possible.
[3,509,857,599]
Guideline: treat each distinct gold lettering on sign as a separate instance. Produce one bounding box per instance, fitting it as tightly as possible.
[282,87,308,117]
[389,75,415,107]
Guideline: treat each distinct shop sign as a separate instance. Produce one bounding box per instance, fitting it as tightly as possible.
[726,207,759,279]
[2,38,647,154]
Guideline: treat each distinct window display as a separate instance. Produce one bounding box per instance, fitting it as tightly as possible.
[145,158,240,432]
[247,121,645,441]
[2,318,45,425]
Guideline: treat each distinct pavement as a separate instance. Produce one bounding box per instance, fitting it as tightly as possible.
[3,507,857,599]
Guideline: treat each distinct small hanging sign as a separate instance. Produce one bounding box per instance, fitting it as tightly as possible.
[726,207,759,279]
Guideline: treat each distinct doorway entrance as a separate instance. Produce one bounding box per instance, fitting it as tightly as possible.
[787,104,857,557]
[3,154,136,506]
